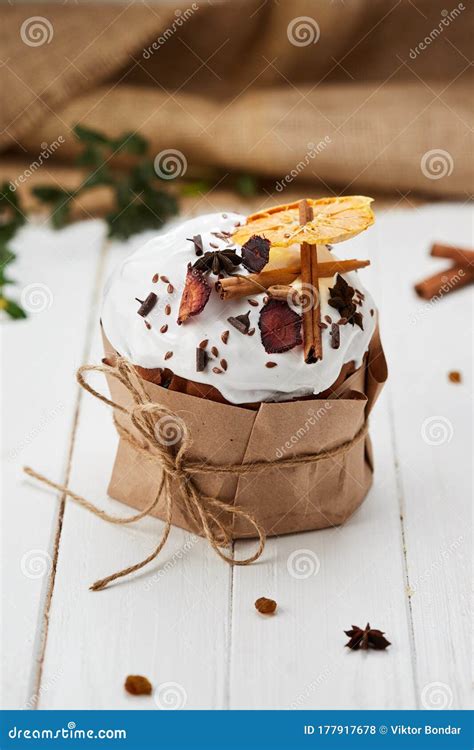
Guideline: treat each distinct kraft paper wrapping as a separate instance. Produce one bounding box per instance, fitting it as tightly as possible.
[103,326,387,539]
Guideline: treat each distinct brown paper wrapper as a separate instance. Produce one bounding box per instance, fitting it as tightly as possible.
[103,326,387,539]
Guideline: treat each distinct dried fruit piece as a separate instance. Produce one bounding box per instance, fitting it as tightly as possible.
[265,361,277,368]
[164,351,173,360]
[241,235,270,273]
[177,264,212,324]
[448,370,461,383]
[258,299,302,354]
[330,323,340,349]
[124,675,152,695]
[344,623,391,651]
[221,330,229,344]
[152,273,159,283]
[227,311,251,335]
[255,597,277,615]
[233,196,374,248]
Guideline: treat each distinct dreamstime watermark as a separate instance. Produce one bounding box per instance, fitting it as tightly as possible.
[23,668,64,710]
[20,16,54,46]
[9,138,65,192]
[275,137,332,192]
[9,402,65,460]
[20,549,53,580]
[421,681,454,709]
[287,16,320,46]
[421,416,453,446]
[287,548,321,579]
[410,267,467,324]
[420,149,454,180]
[20,283,54,314]
[143,535,199,591]
[154,414,186,447]
[154,149,188,180]
[291,665,332,708]
[143,4,199,58]
[276,402,332,459]
[409,4,465,59]
[410,535,464,594]
[153,681,187,710]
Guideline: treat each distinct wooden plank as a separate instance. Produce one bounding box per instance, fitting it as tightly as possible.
[371,204,472,709]
[38,235,231,709]
[229,392,416,708]
[1,219,106,709]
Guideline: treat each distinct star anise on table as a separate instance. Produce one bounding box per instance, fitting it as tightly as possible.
[328,274,364,330]
[344,623,391,651]
[193,249,242,276]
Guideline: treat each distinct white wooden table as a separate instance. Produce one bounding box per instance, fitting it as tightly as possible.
[2,204,471,711]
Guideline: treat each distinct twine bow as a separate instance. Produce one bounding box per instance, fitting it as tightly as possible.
[24,356,369,592]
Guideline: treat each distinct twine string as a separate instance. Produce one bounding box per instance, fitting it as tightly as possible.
[24,357,368,591]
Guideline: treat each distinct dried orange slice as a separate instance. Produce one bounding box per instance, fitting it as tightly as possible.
[233,196,374,247]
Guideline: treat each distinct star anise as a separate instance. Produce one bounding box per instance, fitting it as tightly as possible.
[328,274,363,330]
[193,249,242,276]
[344,623,391,651]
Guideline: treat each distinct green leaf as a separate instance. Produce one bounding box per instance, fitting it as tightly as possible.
[32,185,70,203]
[73,124,111,146]
[180,180,211,197]
[80,167,113,189]
[75,145,103,167]
[234,173,258,197]
[112,132,148,155]
[1,297,27,319]
[50,200,71,229]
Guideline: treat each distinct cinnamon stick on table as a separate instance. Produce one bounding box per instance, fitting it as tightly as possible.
[299,199,322,363]
[430,243,474,268]
[414,264,474,300]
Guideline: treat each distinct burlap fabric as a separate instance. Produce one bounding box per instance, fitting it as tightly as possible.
[1,0,472,197]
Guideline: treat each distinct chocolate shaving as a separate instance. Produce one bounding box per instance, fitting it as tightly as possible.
[258,299,302,354]
[161,275,170,284]
[227,311,251,335]
[187,235,204,256]
[241,235,270,273]
[199,338,208,349]
[167,283,174,294]
[164,351,173,360]
[165,304,171,316]
[344,623,391,651]
[145,321,151,330]
[136,292,158,317]
[328,274,364,330]
[211,346,219,357]
[212,367,223,374]
[152,273,159,283]
[160,324,168,333]
[248,298,259,307]
[221,330,229,344]
[330,323,340,349]
[220,358,228,371]
[265,361,277,368]
[196,347,208,372]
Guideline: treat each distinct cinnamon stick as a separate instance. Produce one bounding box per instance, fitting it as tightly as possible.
[414,264,474,300]
[267,284,301,304]
[218,260,370,300]
[430,243,474,268]
[299,199,322,363]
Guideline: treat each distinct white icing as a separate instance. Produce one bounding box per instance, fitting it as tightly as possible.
[102,212,376,404]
